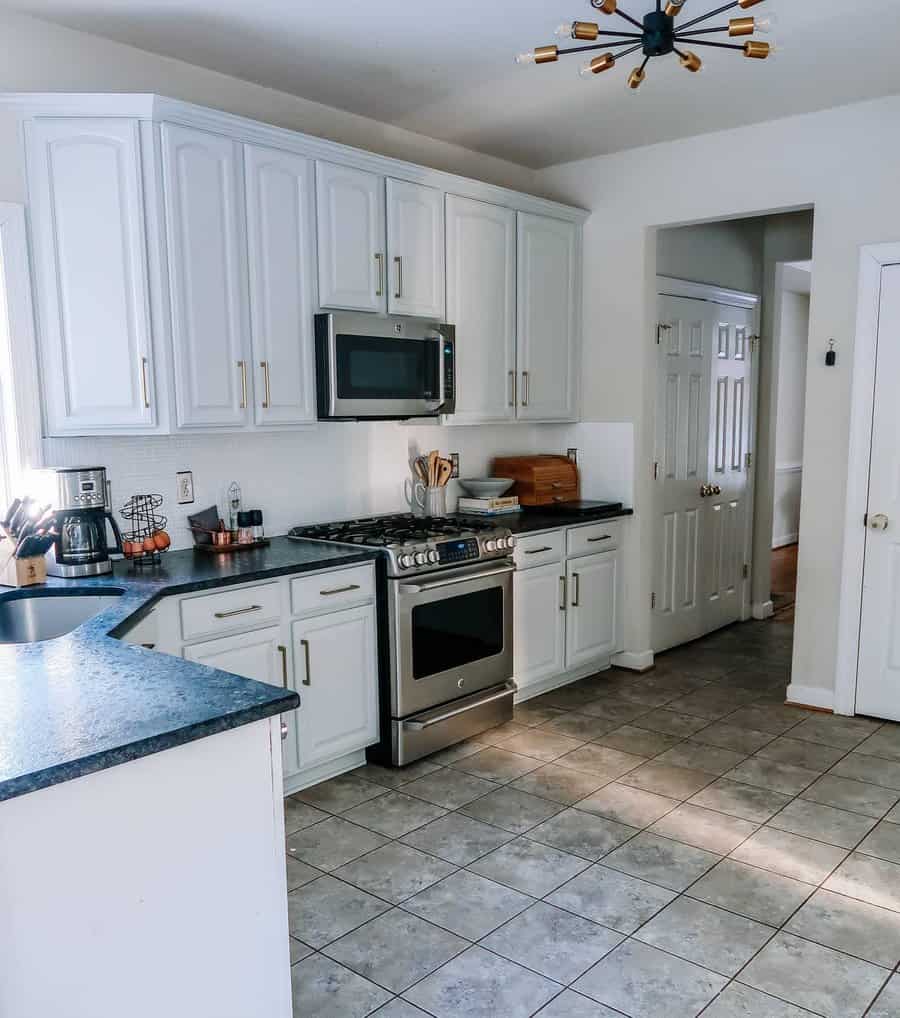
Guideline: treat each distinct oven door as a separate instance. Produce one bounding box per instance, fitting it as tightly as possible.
[317,314,453,419]
[390,561,514,718]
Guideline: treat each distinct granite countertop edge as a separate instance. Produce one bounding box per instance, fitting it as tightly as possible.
[0,538,380,804]
[456,506,635,536]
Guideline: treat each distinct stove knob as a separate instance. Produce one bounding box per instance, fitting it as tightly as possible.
[427,550,439,564]
[485,539,498,552]
[398,554,413,569]
[506,536,516,549]
[414,552,428,566]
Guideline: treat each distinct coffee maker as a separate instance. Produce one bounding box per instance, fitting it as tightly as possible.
[47,467,124,577]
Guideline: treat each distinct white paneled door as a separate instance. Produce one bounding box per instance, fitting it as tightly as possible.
[857,264,900,721]
[386,178,445,319]
[652,290,757,651]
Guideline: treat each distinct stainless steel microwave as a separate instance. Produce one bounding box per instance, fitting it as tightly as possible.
[314,312,455,420]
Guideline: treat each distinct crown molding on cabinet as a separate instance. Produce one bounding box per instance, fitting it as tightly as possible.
[0,92,589,225]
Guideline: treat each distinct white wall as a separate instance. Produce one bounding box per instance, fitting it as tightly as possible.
[0,10,538,196]
[35,422,633,550]
[538,95,900,707]
[772,287,810,549]
[657,219,765,295]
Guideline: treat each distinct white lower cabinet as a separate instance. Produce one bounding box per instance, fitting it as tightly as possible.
[514,562,566,693]
[565,550,621,670]
[513,525,624,697]
[292,604,378,770]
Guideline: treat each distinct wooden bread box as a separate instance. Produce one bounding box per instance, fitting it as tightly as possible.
[492,455,580,507]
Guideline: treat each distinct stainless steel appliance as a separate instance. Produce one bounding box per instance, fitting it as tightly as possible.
[314,312,455,420]
[288,514,515,764]
[47,467,124,578]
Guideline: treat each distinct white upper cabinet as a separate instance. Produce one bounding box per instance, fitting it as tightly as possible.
[161,123,252,428]
[445,195,516,422]
[244,144,317,426]
[386,178,445,319]
[517,212,578,421]
[316,161,386,312]
[25,118,158,434]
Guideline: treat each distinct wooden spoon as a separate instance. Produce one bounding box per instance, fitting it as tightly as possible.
[428,450,439,487]
[436,459,453,487]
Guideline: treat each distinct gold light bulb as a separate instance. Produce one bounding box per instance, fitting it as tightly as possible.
[580,52,617,76]
[665,0,687,16]
[728,16,756,36]
[534,45,559,64]
[743,40,771,58]
[573,21,601,40]
[627,66,646,89]
[679,50,702,72]
[592,0,618,15]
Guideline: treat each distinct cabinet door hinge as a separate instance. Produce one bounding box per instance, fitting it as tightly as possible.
[651,592,657,611]
[742,563,750,580]
[864,513,869,528]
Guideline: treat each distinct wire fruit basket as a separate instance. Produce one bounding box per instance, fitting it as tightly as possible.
[120,494,171,568]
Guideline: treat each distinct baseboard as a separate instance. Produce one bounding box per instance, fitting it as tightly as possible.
[611,649,655,672]
[786,683,833,712]
[772,534,799,549]
[515,658,615,703]
[283,749,367,796]
[752,600,775,620]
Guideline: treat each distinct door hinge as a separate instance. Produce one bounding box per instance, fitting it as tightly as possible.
[750,335,759,352]
[651,592,657,611]
[864,513,869,528]
[656,323,671,345]
[745,452,752,469]
[653,461,660,481]
[742,563,750,580]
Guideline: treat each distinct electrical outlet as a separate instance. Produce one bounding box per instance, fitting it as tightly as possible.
[567,448,579,465]
[450,453,460,478]
[176,471,195,505]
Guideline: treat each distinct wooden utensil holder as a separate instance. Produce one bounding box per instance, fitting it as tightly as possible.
[1,555,47,588]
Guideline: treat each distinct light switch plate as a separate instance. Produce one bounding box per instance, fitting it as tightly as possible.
[450,453,460,478]
[176,470,195,505]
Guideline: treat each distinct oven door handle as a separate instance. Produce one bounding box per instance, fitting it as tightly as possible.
[402,682,517,731]
[398,563,514,594]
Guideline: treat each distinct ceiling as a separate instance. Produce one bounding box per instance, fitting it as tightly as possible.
[11,0,900,168]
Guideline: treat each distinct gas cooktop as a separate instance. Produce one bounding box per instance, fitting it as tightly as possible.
[288,513,514,577]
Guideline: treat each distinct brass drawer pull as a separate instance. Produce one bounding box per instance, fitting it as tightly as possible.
[278,644,288,687]
[521,370,529,407]
[319,583,362,596]
[559,575,567,611]
[525,546,554,555]
[571,572,580,607]
[394,255,403,299]
[140,356,151,409]
[587,535,612,543]
[508,370,516,408]
[238,360,248,409]
[213,604,262,619]
[300,638,311,686]
[375,253,384,297]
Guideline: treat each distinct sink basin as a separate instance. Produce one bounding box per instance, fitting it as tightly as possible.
[0,591,123,643]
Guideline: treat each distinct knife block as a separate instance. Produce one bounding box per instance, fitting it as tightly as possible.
[1,555,47,588]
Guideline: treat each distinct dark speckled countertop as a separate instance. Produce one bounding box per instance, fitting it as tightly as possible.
[0,537,379,803]
[456,504,634,535]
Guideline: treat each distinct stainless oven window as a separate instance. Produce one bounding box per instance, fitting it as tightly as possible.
[411,586,505,680]
[336,334,438,401]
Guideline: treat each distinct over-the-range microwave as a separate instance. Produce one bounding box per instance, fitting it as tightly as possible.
[315,312,455,421]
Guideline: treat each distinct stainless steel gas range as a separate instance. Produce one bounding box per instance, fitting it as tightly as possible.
[288,513,516,765]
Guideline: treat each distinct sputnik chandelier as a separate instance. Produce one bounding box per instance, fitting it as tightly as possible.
[516,0,776,89]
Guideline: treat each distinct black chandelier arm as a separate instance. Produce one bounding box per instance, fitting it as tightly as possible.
[612,41,647,60]
[676,25,731,36]
[673,36,745,49]
[558,38,649,56]
[676,1,742,32]
[612,7,646,30]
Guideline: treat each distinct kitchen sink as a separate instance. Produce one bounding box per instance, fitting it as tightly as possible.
[0,591,123,643]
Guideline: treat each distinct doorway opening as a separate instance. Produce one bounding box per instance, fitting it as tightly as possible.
[650,209,814,665]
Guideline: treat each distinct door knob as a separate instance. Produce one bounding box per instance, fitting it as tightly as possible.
[712,485,722,496]
[700,484,710,498]
[869,513,890,531]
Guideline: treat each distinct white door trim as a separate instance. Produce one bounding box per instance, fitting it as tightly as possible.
[834,242,900,716]
[657,275,761,311]
[0,203,43,493]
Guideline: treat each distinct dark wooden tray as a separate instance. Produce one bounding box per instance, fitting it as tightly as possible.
[193,539,270,554]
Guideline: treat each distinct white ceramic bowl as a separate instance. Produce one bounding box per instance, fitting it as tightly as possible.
[457,477,514,498]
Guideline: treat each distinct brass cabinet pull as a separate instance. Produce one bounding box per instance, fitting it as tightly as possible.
[319,583,361,596]
[140,356,151,409]
[238,360,248,409]
[277,644,289,687]
[521,371,529,407]
[394,255,403,299]
[559,575,567,611]
[213,604,262,619]
[508,370,516,408]
[260,360,271,409]
[300,638,311,686]
[571,572,580,607]
[587,535,612,543]
[525,546,553,555]
[375,253,384,297]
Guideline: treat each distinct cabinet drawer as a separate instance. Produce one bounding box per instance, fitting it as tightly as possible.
[514,530,565,570]
[291,564,375,617]
[180,582,282,641]
[567,520,622,559]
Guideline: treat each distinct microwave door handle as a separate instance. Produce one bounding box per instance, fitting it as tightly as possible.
[425,336,447,412]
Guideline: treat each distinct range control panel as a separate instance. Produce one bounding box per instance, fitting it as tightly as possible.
[437,539,480,566]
